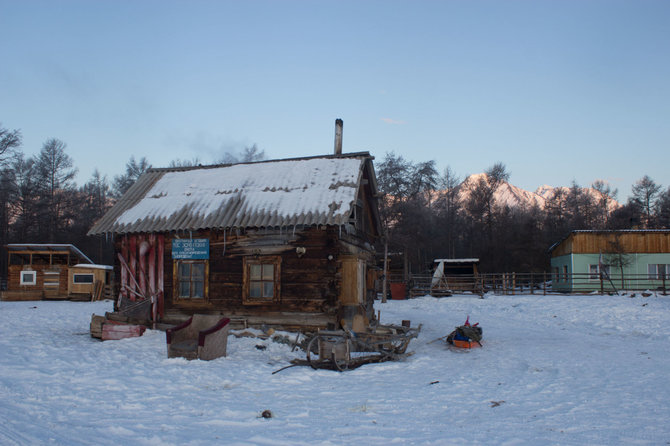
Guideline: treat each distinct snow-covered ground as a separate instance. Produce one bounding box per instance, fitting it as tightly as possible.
[1,293,669,445]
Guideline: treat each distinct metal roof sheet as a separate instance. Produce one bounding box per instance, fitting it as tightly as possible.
[5,244,94,264]
[88,153,375,235]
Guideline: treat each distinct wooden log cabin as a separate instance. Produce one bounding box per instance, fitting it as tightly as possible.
[87,150,383,331]
[2,244,113,301]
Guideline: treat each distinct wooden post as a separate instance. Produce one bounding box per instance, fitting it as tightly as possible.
[543,272,547,296]
[512,272,516,295]
[530,272,534,295]
[381,239,388,303]
[403,250,409,283]
[663,274,667,296]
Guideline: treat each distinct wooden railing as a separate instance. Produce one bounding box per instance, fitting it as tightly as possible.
[397,272,669,297]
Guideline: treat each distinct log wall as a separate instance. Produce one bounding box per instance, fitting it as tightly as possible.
[6,264,68,296]
[114,226,377,329]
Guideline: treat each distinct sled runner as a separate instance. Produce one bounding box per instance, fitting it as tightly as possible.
[295,323,421,371]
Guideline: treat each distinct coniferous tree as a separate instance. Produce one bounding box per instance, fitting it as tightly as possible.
[33,138,78,242]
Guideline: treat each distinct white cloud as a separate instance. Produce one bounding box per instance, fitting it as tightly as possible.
[381,117,406,125]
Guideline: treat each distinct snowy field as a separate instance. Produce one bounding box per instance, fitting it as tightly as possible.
[1,293,669,446]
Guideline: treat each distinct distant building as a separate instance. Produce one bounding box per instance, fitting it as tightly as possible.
[549,230,670,292]
[2,244,113,301]
[431,258,481,295]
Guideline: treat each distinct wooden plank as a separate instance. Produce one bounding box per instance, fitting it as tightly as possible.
[102,323,146,341]
[0,290,43,301]
[129,235,137,301]
[90,315,106,338]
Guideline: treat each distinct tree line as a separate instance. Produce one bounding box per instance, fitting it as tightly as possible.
[1,122,668,277]
[376,152,670,275]
[0,123,265,276]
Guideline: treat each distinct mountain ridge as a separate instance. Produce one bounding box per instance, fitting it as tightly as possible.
[455,173,621,211]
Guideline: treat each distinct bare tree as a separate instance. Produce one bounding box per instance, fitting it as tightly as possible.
[113,156,151,197]
[591,180,618,229]
[435,166,461,258]
[0,124,22,164]
[485,162,510,192]
[168,157,201,168]
[7,154,37,241]
[217,144,266,164]
[465,162,510,241]
[656,187,670,228]
[631,175,662,228]
[34,138,78,242]
[0,124,23,277]
[604,234,633,290]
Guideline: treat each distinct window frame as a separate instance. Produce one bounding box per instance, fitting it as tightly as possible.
[173,259,209,301]
[20,270,37,286]
[648,264,657,280]
[73,273,95,284]
[243,256,281,305]
[589,264,610,282]
[648,264,670,280]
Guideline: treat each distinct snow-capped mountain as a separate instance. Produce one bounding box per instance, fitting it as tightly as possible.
[456,173,621,211]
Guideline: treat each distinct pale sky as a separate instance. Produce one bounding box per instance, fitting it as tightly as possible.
[1,0,668,200]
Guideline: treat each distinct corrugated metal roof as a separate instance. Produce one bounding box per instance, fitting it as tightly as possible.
[89,153,376,235]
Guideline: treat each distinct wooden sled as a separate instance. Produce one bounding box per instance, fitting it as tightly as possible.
[296,323,421,371]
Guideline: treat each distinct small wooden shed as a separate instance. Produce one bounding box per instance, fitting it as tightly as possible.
[88,152,383,331]
[68,264,114,301]
[431,258,481,295]
[2,244,113,301]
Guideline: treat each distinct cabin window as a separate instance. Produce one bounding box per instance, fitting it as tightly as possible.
[243,256,281,305]
[648,264,670,280]
[73,273,94,284]
[175,260,207,300]
[562,265,568,282]
[20,271,36,285]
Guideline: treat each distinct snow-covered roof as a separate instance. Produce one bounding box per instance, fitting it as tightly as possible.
[434,258,480,263]
[6,244,93,264]
[88,153,379,235]
[72,264,113,270]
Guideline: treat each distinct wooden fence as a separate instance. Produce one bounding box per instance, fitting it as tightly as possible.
[399,272,669,297]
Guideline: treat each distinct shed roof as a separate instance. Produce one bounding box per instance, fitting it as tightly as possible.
[88,152,379,235]
[6,244,94,264]
[434,258,480,263]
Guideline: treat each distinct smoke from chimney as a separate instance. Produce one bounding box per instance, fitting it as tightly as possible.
[334,119,343,155]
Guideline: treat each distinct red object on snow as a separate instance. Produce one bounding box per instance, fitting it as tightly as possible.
[102,323,146,341]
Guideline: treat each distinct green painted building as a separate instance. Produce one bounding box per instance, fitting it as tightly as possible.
[550,230,670,293]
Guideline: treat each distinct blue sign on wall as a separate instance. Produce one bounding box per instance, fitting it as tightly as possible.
[172,239,210,259]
